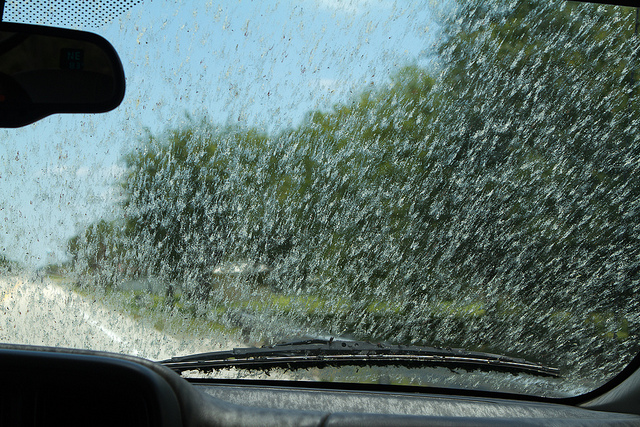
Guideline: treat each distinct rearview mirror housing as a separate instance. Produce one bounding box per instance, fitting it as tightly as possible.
[0,22,125,127]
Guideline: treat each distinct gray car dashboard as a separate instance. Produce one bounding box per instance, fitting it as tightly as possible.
[1,345,640,426]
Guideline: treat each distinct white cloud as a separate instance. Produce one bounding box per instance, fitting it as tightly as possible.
[313,0,391,15]
[316,78,340,91]
[76,167,90,178]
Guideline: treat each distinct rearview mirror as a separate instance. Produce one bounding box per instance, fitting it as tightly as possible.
[0,23,125,127]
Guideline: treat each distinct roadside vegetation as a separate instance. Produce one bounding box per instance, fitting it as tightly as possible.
[0,255,21,274]
[65,0,640,384]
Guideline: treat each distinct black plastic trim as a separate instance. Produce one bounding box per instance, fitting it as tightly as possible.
[560,352,640,407]
[0,22,125,127]
[0,345,183,427]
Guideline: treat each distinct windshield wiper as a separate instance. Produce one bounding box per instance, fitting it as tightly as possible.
[159,339,560,378]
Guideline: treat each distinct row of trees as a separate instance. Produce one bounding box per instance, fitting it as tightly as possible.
[68,1,640,361]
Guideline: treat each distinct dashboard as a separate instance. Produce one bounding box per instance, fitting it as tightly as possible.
[2,344,640,426]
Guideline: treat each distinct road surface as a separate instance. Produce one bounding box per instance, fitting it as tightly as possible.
[0,274,241,361]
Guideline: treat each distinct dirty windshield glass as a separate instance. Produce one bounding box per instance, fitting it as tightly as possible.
[0,0,638,398]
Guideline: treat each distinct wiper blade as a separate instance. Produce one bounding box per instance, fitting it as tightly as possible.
[159,339,560,378]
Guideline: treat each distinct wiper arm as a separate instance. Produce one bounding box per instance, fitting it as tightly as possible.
[159,339,560,378]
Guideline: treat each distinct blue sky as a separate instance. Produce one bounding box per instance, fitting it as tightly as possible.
[0,0,436,266]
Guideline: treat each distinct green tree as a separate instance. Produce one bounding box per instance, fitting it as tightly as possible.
[121,124,262,296]
[417,0,640,311]
[70,1,639,356]
[67,219,125,288]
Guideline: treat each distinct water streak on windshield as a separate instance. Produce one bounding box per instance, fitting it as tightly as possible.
[0,0,638,398]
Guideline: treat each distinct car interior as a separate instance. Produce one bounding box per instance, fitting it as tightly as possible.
[1,0,640,425]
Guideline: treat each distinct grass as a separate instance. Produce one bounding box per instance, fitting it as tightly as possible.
[52,271,633,356]
[62,279,239,340]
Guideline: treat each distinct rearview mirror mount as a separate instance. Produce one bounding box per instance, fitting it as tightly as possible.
[0,22,125,127]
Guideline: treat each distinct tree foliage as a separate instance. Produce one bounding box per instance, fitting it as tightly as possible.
[69,1,640,360]
[426,0,640,311]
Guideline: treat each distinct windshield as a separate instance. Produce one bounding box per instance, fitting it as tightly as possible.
[1,0,638,398]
